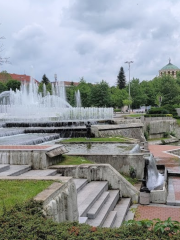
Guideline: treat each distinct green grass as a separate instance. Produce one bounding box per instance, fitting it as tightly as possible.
[60,136,133,143]
[177,119,180,126]
[124,113,145,117]
[148,137,169,141]
[58,155,93,165]
[120,173,140,185]
[0,180,54,215]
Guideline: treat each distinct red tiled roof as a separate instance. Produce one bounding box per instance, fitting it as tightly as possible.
[51,81,79,86]
[9,73,39,84]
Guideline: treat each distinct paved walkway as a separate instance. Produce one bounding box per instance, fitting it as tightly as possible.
[135,144,180,221]
[135,205,180,221]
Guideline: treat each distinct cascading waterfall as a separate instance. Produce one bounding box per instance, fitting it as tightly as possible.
[146,154,164,190]
[0,76,113,121]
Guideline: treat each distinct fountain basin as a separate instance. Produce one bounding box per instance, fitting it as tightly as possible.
[62,142,145,179]
[150,165,167,204]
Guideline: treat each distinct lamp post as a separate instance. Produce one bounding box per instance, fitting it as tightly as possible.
[125,61,133,114]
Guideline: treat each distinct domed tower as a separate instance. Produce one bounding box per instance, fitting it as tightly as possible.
[159,58,179,78]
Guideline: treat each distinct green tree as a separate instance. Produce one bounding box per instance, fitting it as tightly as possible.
[91,80,111,107]
[0,71,12,83]
[76,77,93,107]
[110,87,128,108]
[66,84,76,106]
[38,82,52,96]
[117,67,126,89]
[41,74,50,85]
[130,78,147,109]
[0,81,7,93]
[6,80,21,91]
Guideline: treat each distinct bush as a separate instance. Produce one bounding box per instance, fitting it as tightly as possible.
[148,107,169,114]
[145,114,173,117]
[1,200,180,239]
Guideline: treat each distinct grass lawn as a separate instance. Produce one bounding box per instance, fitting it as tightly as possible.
[0,180,54,215]
[58,155,93,165]
[60,136,134,143]
[124,113,145,118]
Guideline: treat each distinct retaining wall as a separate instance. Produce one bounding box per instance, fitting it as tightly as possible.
[66,153,145,179]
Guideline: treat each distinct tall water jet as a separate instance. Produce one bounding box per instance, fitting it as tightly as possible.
[75,90,82,108]
[0,75,113,122]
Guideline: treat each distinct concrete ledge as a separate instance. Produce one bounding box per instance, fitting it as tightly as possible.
[0,145,67,169]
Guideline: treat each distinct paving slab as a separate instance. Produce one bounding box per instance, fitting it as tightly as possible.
[135,204,180,221]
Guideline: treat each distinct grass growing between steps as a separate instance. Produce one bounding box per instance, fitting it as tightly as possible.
[58,155,93,165]
[60,136,133,143]
[1,199,179,240]
[0,180,54,215]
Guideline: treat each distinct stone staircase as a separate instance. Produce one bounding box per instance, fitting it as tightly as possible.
[0,164,57,177]
[73,179,131,228]
[0,164,132,227]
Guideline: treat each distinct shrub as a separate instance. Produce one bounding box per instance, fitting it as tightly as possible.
[163,132,169,138]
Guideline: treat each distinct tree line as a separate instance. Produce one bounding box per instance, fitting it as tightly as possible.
[1,68,180,110]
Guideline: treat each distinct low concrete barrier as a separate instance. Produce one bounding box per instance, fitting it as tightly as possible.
[51,164,139,203]
[0,145,67,169]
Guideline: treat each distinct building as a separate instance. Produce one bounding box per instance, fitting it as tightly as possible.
[159,59,180,78]
[9,73,39,84]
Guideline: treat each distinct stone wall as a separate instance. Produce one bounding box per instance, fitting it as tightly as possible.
[34,177,79,223]
[91,124,145,141]
[67,153,145,179]
[52,164,139,203]
[143,119,177,139]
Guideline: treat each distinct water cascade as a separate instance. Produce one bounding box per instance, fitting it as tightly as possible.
[146,154,164,190]
[0,77,113,122]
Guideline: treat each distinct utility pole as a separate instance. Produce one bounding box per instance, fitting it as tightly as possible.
[125,61,133,114]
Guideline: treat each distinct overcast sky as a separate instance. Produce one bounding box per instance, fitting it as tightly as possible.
[0,0,180,85]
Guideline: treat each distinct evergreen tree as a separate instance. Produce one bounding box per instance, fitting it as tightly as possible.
[41,74,50,85]
[117,67,126,89]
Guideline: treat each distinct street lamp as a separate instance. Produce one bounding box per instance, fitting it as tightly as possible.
[125,61,133,114]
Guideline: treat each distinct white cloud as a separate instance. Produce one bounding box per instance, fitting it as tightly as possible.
[1,0,180,84]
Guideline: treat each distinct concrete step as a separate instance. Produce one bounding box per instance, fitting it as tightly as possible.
[78,181,108,217]
[20,169,57,177]
[112,198,131,228]
[0,165,31,176]
[124,204,138,221]
[79,217,88,224]
[73,179,88,193]
[87,192,109,219]
[102,211,117,228]
[0,164,10,173]
[87,190,120,227]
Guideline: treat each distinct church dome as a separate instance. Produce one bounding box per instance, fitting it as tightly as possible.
[159,59,179,78]
[161,62,179,70]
